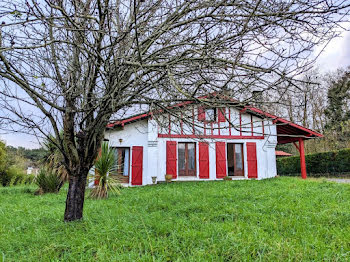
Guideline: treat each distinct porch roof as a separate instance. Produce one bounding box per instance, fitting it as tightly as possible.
[245,106,323,144]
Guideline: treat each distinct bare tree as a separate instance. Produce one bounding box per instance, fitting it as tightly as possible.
[0,0,349,221]
[272,68,327,131]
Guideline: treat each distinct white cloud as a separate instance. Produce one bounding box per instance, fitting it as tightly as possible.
[314,29,350,72]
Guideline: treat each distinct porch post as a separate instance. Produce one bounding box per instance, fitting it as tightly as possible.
[299,138,307,179]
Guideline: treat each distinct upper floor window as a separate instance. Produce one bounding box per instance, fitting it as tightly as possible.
[198,106,225,122]
[205,108,217,122]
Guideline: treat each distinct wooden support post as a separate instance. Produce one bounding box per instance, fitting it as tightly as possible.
[299,138,307,179]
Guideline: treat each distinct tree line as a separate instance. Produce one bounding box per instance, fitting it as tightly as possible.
[273,67,350,154]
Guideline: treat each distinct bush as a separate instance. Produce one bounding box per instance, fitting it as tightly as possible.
[277,148,350,177]
[23,174,35,185]
[8,166,27,186]
[0,170,12,186]
[0,166,30,186]
[35,168,60,194]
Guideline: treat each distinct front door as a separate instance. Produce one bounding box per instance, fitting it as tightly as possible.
[178,142,196,176]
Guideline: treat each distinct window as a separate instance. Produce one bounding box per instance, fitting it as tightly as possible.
[205,108,217,122]
[178,142,196,176]
[227,143,244,176]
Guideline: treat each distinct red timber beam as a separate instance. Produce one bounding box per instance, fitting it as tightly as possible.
[293,138,307,179]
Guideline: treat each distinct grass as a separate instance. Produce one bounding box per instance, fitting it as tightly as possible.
[0,177,349,261]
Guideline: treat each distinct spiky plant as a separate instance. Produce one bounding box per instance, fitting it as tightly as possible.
[35,168,60,194]
[42,134,68,191]
[90,142,121,199]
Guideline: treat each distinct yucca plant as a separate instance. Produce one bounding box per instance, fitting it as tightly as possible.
[42,134,69,191]
[90,142,121,199]
[35,168,60,194]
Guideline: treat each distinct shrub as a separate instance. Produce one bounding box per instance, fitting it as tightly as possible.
[90,142,121,199]
[35,168,60,194]
[0,170,12,186]
[8,166,26,186]
[0,166,28,186]
[24,174,36,185]
[277,148,350,176]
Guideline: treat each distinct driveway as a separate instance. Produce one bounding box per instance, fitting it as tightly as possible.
[327,178,350,184]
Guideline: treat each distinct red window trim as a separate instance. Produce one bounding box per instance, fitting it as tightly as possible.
[199,142,209,179]
[215,142,227,178]
[166,141,177,179]
[246,142,258,179]
[131,146,143,185]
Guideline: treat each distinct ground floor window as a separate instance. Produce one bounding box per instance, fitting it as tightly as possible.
[227,143,244,176]
[178,142,196,176]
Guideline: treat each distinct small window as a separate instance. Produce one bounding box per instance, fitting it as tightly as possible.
[205,108,217,122]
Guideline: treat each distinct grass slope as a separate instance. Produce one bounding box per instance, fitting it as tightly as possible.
[0,178,349,261]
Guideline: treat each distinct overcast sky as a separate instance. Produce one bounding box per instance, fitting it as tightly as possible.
[1,30,350,149]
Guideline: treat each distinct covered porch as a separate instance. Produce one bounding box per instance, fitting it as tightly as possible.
[275,120,323,179]
[246,107,323,179]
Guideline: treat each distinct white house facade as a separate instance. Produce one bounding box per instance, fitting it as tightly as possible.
[104,102,322,186]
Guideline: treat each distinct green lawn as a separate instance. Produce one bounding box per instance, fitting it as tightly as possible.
[0,178,349,261]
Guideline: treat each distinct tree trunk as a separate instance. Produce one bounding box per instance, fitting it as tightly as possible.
[64,173,88,222]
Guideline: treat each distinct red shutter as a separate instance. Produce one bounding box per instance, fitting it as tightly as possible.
[218,108,226,122]
[131,146,143,185]
[216,142,227,178]
[199,142,209,179]
[246,142,258,178]
[198,106,205,121]
[166,141,177,179]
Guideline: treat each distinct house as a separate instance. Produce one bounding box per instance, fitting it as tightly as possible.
[26,166,39,175]
[104,98,322,186]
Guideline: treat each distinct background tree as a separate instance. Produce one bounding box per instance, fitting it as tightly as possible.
[325,69,350,130]
[0,140,6,173]
[0,0,349,221]
[274,67,350,154]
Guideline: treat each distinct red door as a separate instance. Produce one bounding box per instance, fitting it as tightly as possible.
[246,142,258,178]
[166,141,177,179]
[216,142,227,178]
[131,146,143,185]
[199,142,209,179]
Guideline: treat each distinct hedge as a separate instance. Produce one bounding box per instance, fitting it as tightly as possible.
[276,148,350,177]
